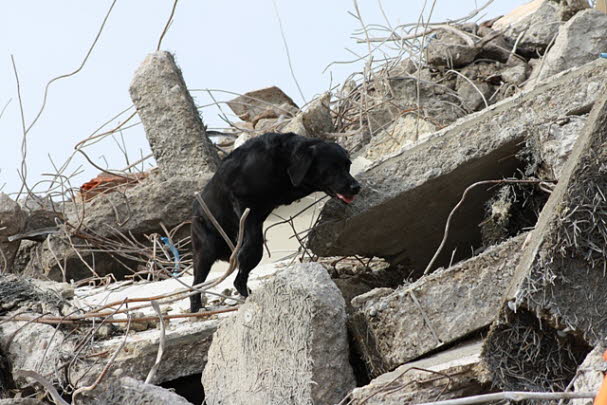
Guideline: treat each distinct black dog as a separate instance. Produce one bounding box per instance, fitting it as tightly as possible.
[190,132,360,312]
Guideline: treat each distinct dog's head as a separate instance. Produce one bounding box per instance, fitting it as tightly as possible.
[288,140,361,204]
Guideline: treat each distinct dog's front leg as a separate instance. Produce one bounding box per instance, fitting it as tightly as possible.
[234,213,264,297]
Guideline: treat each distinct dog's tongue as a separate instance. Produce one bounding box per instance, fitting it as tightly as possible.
[337,193,355,204]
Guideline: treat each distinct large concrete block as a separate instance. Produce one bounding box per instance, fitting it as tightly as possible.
[202,263,355,405]
[349,339,491,405]
[0,193,26,272]
[482,77,607,392]
[350,234,525,377]
[130,51,219,179]
[309,59,607,275]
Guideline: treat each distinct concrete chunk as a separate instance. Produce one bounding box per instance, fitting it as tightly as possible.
[202,263,355,405]
[0,193,26,272]
[349,339,491,405]
[75,377,193,405]
[130,51,219,179]
[505,81,607,343]
[309,60,607,274]
[350,234,525,377]
[482,77,607,392]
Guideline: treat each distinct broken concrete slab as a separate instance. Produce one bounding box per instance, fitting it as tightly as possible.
[68,262,281,388]
[482,77,607,392]
[226,86,299,122]
[24,174,211,282]
[533,9,607,84]
[505,81,607,344]
[0,193,26,272]
[350,234,525,377]
[309,59,607,274]
[202,263,355,405]
[129,51,219,179]
[572,346,605,405]
[301,92,334,136]
[494,0,562,55]
[425,29,479,68]
[349,339,491,405]
[75,377,193,405]
[363,116,436,162]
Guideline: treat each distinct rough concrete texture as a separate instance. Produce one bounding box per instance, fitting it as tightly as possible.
[482,83,607,392]
[75,377,193,405]
[309,60,607,274]
[533,9,607,83]
[425,29,479,68]
[202,263,355,405]
[494,0,561,54]
[25,174,211,282]
[0,193,26,272]
[301,92,334,136]
[129,51,219,179]
[363,116,436,161]
[1,322,70,384]
[503,75,607,344]
[227,86,299,122]
[537,114,587,179]
[349,340,491,405]
[572,346,605,405]
[350,234,525,377]
[456,79,493,112]
[0,400,45,405]
[69,319,218,388]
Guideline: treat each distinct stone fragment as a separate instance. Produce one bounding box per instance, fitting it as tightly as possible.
[226,86,299,122]
[0,193,26,272]
[349,340,491,405]
[363,115,436,161]
[350,234,525,377]
[425,29,479,67]
[501,63,530,85]
[482,79,607,392]
[129,51,219,179]
[301,92,334,136]
[532,9,607,83]
[309,60,607,274]
[456,79,493,112]
[202,263,355,405]
[69,319,218,388]
[74,377,193,405]
[494,0,562,54]
[572,346,605,405]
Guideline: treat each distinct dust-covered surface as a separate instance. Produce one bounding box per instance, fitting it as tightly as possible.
[202,263,355,405]
[309,60,607,275]
[350,233,526,377]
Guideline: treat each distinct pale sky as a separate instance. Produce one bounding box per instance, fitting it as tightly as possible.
[0,1,521,197]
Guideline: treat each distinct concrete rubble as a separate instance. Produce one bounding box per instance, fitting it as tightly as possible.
[349,339,490,405]
[482,75,607,392]
[2,2,607,403]
[350,233,526,377]
[202,263,355,405]
[309,59,607,275]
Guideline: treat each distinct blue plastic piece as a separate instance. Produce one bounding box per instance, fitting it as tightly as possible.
[160,236,181,276]
[600,53,607,59]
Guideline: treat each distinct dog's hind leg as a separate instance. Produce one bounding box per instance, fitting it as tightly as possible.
[234,215,264,297]
[190,222,217,313]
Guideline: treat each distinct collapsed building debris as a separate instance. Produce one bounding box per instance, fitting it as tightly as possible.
[202,263,355,405]
[309,59,607,276]
[482,76,607,392]
[3,1,607,404]
[350,233,526,378]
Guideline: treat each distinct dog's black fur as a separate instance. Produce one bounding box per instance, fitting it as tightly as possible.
[190,132,360,312]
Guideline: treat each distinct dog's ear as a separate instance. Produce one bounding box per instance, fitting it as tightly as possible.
[287,144,315,187]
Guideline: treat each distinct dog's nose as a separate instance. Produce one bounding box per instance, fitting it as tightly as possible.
[350,182,361,195]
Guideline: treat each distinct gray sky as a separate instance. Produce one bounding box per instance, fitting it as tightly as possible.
[0,0,521,197]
